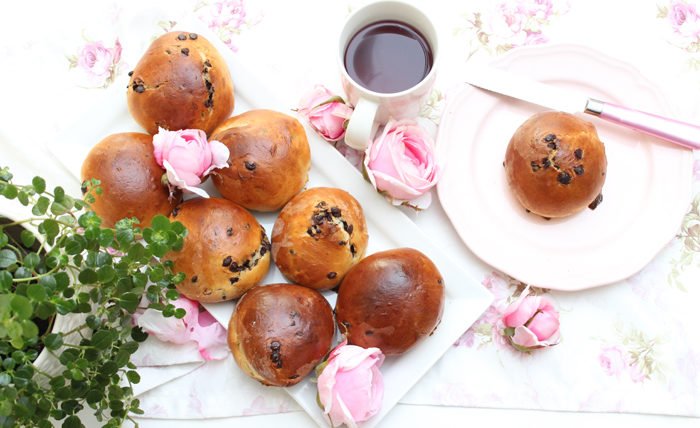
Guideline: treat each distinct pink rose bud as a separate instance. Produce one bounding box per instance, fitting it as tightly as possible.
[133,295,229,361]
[297,85,353,142]
[501,287,560,351]
[364,119,441,208]
[317,341,384,427]
[75,39,122,87]
[152,127,229,198]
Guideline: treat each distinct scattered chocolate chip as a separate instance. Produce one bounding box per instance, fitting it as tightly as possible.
[338,240,346,246]
[172,206,180,217]
[189,33,198,40]
[345,224,354,235]
[204,98,213,108]
[542,216,551,221]
[327,272,337,279]
[228,262,239,272]
[544,134,556,142]
[134,84,145,93]
[229,277,239,284]
[270,341,280,350]
[438,279,443,285]
[270,353,280,362]
[242,260,251,269]
[226,227,233,236]
[547,142,557,150]
[365,330,374,336]
[350,244,357,255]
[181,47,189,56]
[502,161,506,168]
[260,246,267,256]
[557,171,572,185]
[588,193,604,210]
[80,183,88,194]
[222,256,232,267]
[288,374,299,380]
[289,249,296,255]
[541,158,551,169]
[306,227,314,236]
[244,161,256,171]
[324,211,333,221]
[191,275,198,283]
[573,165,584,175]
[203,288,212,295]
[574,148,583,159]
[177,33,187,41]
[204,59,212,68]
[313,214,325,224]
[530,161,541,172]
[128,70,133,77]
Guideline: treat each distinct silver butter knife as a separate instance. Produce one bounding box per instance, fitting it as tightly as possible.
[464,65,700,150]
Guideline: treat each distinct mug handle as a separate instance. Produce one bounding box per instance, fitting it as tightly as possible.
[344,98,379,150]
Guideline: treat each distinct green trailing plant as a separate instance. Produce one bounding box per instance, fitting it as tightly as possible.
[0,166,187,427]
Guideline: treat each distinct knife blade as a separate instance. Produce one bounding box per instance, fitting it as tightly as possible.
[464,65,700,150]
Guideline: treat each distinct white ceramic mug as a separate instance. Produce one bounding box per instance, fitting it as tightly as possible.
[338,0,438,150]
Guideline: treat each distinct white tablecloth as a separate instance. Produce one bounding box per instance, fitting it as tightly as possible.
[2,0,699,427]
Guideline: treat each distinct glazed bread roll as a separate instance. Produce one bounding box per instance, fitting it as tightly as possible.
[210,110,311,212]
[335,248,444,355]
[271,187,369,290]
[228,283,335,386]
[127,31,234,135]
[80,132,180,228]
[504,111,607,218]
[166,198,270,303]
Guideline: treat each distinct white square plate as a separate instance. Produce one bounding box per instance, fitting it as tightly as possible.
[49,20,493,427]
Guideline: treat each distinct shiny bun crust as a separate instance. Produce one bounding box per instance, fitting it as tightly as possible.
[80,132,180,228]
[127,31,234,135]
[166,198,270,303]
[227,283,335,386]
[271,187,369,290]
[504,111,607,218]
[211,110,311,212]
[335,248,444,355]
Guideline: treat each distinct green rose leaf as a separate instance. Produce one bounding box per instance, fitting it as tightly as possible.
[0,249,17,268]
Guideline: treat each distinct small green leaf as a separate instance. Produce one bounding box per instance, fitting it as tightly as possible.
[2,184,18,199]
[151,214,170,231]
[0,373,10,386]
[165,289,180,300]
[174,308,186,319]
[32,176,46,193]
[19,230,35,248]
[0,249,17,268]
[40,219,59,242]
[23,252,40,270]
[54,186,65,201]
[17,190,29,205]
[86,389,103,404]
[97,265,116,283]
[32,196,50,215]
[62,415,81,428]
[44,333,64,350]
[35,301,56,319]
[91,330,114,350]
[0,231,7,248]
[10,295,32,319]
[119,292,140,312]
[21,320,39,338]
[65,236,86,255]
[126,370,141,384]
[78,268,98,284]
[54,272,69,290]
[39,274,57,290]
[0,271,12,291]
[50,200,71,215]
[27,283,47,301]
[99,229,114,247]
[116,227,134,247]
[131,326,148,342]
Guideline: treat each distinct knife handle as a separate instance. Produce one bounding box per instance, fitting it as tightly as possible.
[584,99,700,150]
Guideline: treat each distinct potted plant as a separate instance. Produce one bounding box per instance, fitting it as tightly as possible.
[0,166,187,428]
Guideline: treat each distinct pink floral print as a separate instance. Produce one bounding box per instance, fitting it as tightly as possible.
[197,0,254,51]
[68,38,122,88]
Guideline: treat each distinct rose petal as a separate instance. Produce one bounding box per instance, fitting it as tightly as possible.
[511,326,540,348]
[163,160,210,198]
[527,310,560,341]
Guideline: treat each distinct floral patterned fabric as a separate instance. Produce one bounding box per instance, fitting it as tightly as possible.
[1,0,699,421]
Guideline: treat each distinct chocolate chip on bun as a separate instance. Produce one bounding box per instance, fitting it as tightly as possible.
[227,283,335,386]
[504,111,607,218]
[80,132,180,228]
[165,198,271,303]
[271,187,369,290]
[210,109,311,212]
[127,31,234,135]
[335,248,445,356]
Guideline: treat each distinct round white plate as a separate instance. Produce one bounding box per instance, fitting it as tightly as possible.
[437,44,694,291]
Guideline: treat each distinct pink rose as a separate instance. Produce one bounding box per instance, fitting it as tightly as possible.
[134,296,229,361]
[317,341,385,427]
[668,1,700,38]
[598,345,628,377]
[364,119,440,208]
[501,287,560,351]
[75,39,122,87]
[152,127,229,197]
[298,85,353,142]
[202,0,247,29]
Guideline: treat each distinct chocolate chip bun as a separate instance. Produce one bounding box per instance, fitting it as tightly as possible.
[335,248,444,355]
[166,198,270,303]
[80,132,180,228]
[504,111,607,218]
[210,110,311,212]
[127,31,234,135]
[271,187,368,290]
[227,283,335,386]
